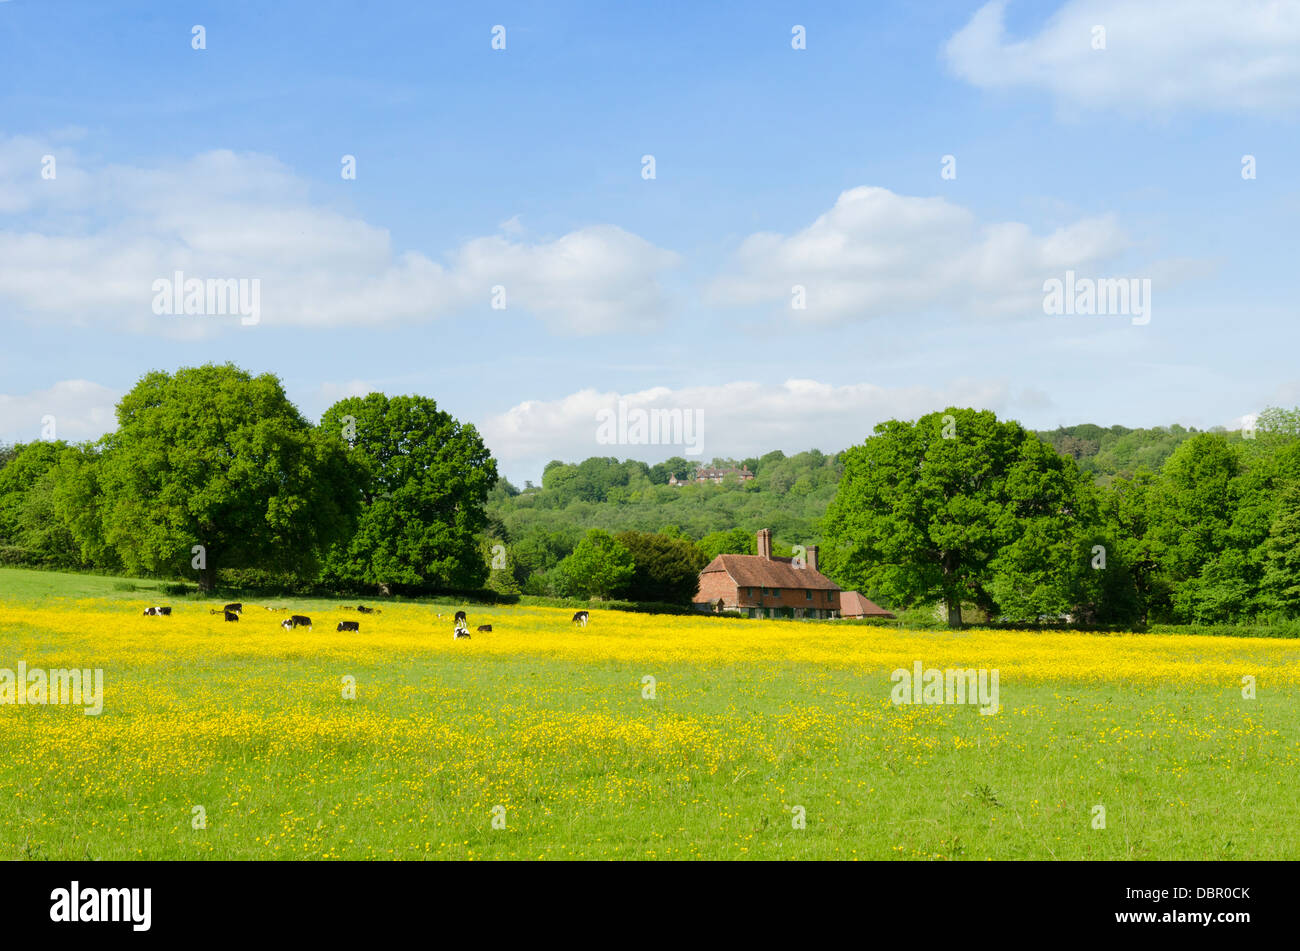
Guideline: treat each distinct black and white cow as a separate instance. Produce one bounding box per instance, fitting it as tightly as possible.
[454,610,467,624]
[453,618,471,640]
[357,605,381,614]
[143,606,172,617]
[281,614,313,631]
[571,610,589,627]
[337,620,360,632]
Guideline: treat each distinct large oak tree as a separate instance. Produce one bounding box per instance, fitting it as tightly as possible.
[823,408,1099,626]
[319,393,497,591]
[98,364,355,590]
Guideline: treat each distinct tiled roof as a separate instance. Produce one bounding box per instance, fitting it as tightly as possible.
[702,554,839,590]
[840,591,895,617]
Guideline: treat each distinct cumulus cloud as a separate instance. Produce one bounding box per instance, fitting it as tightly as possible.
[945,0,1300,115]
[480,377,1017,482]
[707,186,1126,324]
[0,379,120,445]
[0,140,679,336]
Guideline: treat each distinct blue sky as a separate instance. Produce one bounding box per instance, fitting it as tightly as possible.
[2,0,1297,483]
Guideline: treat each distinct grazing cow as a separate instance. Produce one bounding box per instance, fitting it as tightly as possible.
[357,605,381,615]
[571,610,589,627]
[281,614,313,631]
[453,618,471,640]
[476,624,492,633]
[143,606,172,617]
[224,603,243,615]
[223,610,239,622]
[337,620,360,632]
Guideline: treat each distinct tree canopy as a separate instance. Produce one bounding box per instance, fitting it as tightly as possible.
[318,393,497,592]
[826,409,1102,626]
[559,529,635,600]
[97,365,355,590]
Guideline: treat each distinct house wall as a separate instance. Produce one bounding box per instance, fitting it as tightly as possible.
[694,573,840,619]
[738,586,839,615]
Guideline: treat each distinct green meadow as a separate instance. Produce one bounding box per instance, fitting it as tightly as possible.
[2,568,1296,860]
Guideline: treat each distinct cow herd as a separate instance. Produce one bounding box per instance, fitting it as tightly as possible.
[142,602,596,638]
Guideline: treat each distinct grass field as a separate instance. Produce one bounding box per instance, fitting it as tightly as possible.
[2,567,1297,860]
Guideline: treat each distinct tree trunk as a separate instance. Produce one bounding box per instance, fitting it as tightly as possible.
[195,530,215,593]
[941,552,963,628]
[945,593,963,628]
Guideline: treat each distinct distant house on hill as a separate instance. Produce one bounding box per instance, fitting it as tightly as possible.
[838,591,896,619]
[693,529,840,618]
[669,465,755,486]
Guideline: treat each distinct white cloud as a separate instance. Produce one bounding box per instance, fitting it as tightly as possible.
[707,186,1126,324]
[0,141,679,336]
[480,378,1016,481]
[0,379,120,445]
[946,0,1300,115]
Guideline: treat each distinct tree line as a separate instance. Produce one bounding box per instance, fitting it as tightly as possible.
[2,364,1295,625]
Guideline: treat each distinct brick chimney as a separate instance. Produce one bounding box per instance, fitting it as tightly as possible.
[756,528,772,560]
[806,545,819,573]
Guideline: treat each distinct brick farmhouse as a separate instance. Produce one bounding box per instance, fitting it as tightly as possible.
[694,529,841,618]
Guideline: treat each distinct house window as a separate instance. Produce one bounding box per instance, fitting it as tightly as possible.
[805,590,812,600]
[770,589,780,597]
